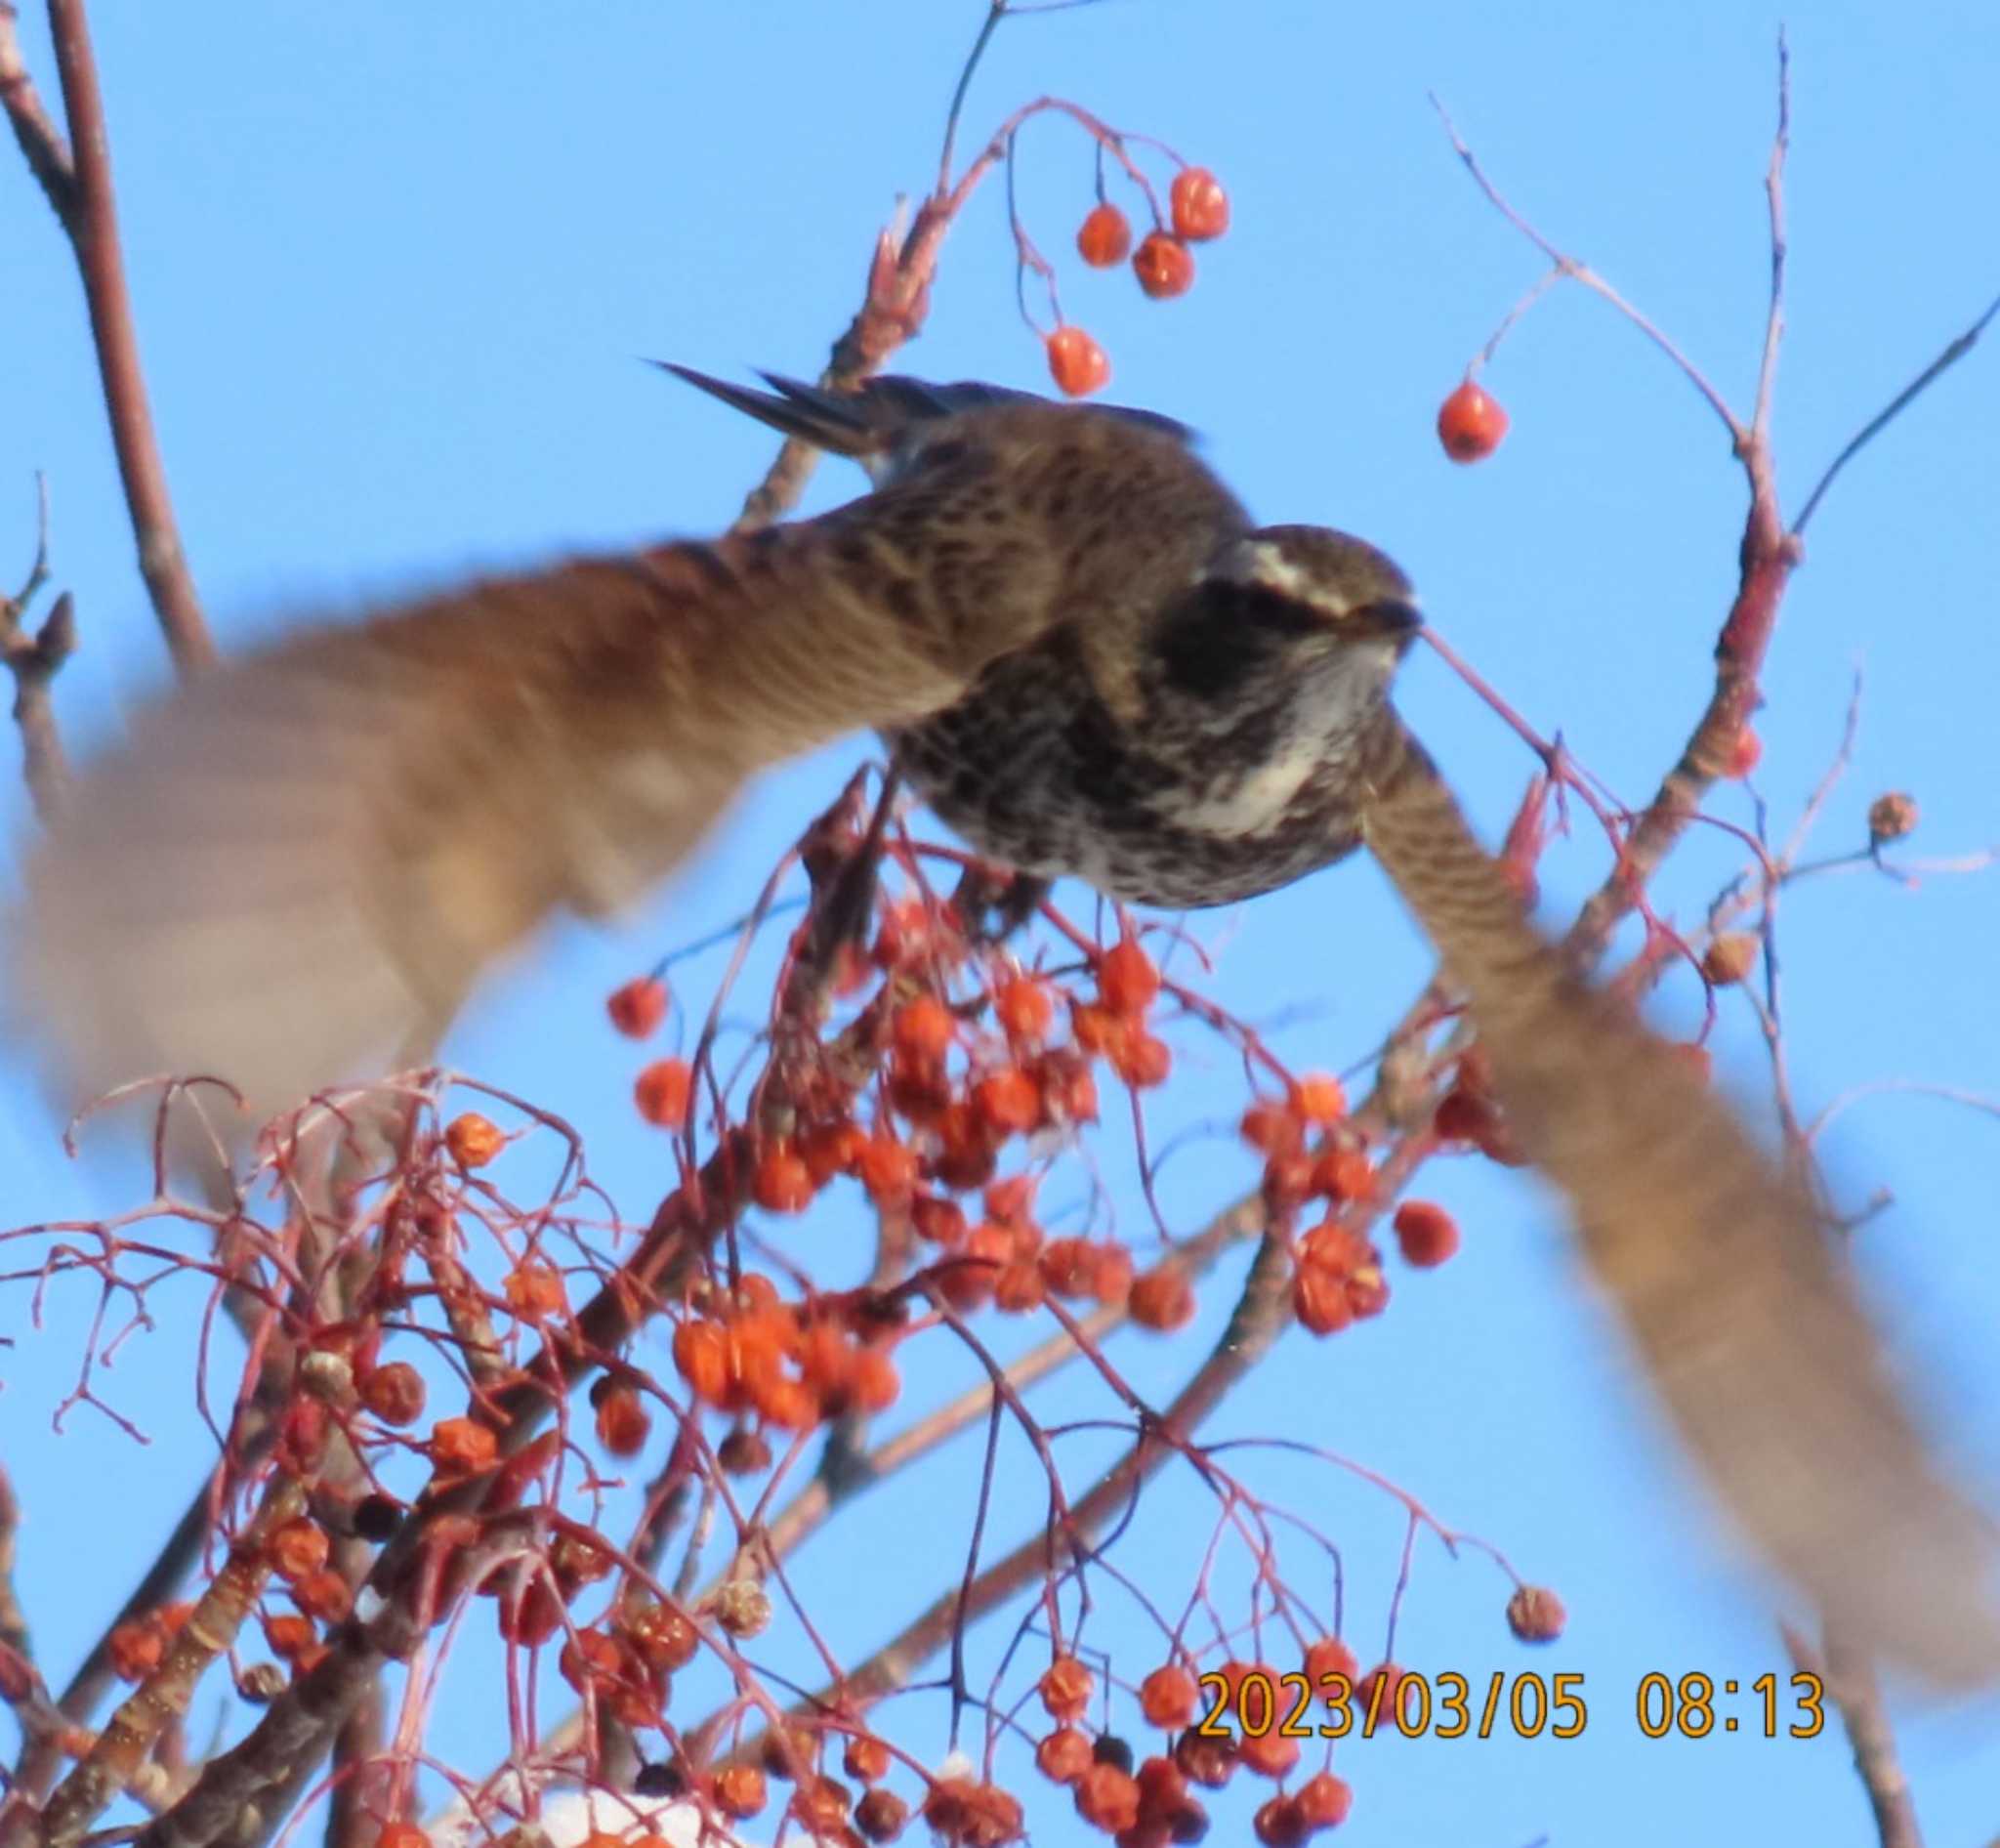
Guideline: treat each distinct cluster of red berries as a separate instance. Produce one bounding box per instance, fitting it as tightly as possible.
[672,1273,901,1434]
[1048,165,1230,399]
[1019,1642,1378,1843]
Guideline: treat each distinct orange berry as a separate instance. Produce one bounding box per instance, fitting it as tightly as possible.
[973,1066,1041,1136]
[1239,1099,1304,1157]
[994,975,1055,1042]
[1236,1723,1299,1779]
[1074,1761,1142,1831]
[932,1102,999,1192]
[1291,1071,1347,1124]
[1070,999,1123,1055]
[1293,1260,1354,1336]
[1302,1635,1358,1694]
[993,1258,1047,1314]
[267,1517,330,1583]
[1139,1662,1198,1728]
[605,975,669,1038]
[1035,1046,1100,1123]
[263,1614,316,1662]
[634,1057,693,1126]
[844,1733,893,1784]
[1393,1199,1460,1269]
[672,1318,731,1407]
[428,1415,498,1475]
[1355,1660,1404,1720]
[856,1132,919,1208]
[1089,1240,1134,1307]
[714,1763,768,1820]
[1506,1583,1567,1642]
[290,1567,352,1624]
[108,1617,166,1682]
[893,993,956,1061]
[1098,938,1161,1015]
[444,1112,503,1167]
[1047,325,1111,399]
[1036,1725,1094,1785]
[802,1117,868,1184]
[850,1346,900,1414]
[1312,1147,1376,1202]
[624,1599,700,1671]
[1039,1236,1098,1299]
[595,1384,652,1457]
[378,1826,431,1848]
[359,1360,426,1425]
[1296,1772,1353,1830]
[1040,1652,1096,1722]
[911,1193,969,1246]
[1076,200,1134,267]
[504,1261,566,1319]
[1701,932,1759,987]
[753,1142,816,1214]
[1437,379,1509,463]
[1129,1264,1195,1332]
[1169,166,1229,240]
[1111,1030,1172,1089]
[1133,231,1195,300]
[1300,1218,1371,1277]
[1725,726,1763,778]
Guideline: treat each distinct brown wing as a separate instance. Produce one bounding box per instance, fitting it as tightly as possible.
[1358,713,2000,1686]
[15,393,1234,1125]
[15,490,1050,1120]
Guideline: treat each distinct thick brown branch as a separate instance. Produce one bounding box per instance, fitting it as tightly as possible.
[38,0,213,676]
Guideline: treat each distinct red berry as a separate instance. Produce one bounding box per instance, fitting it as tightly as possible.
[359,1360,426,1426]
[1040,1652,1096,1722]
[752,1142,815,1214]
[1048,325,1111,399]
[1139,1663,1198,1728]
[1169,166,1229,241]
[1133,232,1195,300]
[1393,1199,1461,1268]
[634,1057,693,1126]
[444,1113,503,1167]
[1129,1265,1195,1332]
[594,1384,652,1457]
[995,975,1055,1042]
[1036,1725,1094,1785]
[1295,1771,1353,1829]
[893,993,956,1060]
[1239,1099,1304,1157]
[1098,939,1160,1015]
[1437,379,1509,462]
[1076,200,1134,267]
[1111,1030,1172,1090]
[605,975,669,1038]
[1291,1071,1347,1124]
[973,1066,1042,1136]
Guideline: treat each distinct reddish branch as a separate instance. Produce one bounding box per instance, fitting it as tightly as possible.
[0,0,212,677]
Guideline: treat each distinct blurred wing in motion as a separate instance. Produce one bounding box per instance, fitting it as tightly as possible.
[1360,713,2000,1686]
[14,479,1043,1119]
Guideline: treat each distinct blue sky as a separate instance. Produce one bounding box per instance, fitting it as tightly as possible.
[3,4,1998,1844]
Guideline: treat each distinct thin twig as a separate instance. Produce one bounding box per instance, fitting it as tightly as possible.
[1792,287,2000,537]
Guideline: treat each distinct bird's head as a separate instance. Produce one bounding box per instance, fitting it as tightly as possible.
[1206,524,1424,658]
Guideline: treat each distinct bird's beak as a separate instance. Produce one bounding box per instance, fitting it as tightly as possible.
[1346,598,1424,643]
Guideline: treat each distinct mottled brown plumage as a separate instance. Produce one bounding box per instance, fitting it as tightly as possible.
[14,373,1997,1684]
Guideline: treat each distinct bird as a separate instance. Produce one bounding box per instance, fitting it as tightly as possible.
[12,368,1997,1686]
